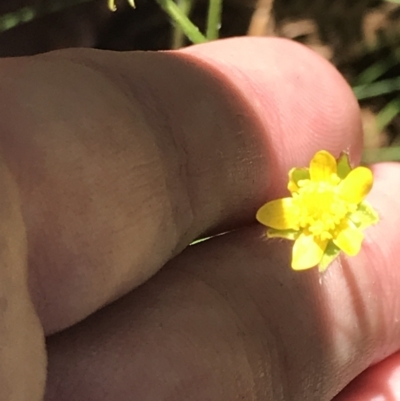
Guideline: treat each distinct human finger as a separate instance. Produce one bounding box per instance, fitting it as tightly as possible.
[0,160,46,401]
[44,161,400,401]
[334,351,400,400]
[0,37,361,333]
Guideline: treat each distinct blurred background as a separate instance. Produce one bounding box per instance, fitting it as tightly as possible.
[1,0,400,159]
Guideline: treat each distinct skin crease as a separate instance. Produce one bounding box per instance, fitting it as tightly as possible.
[0,37,398,399]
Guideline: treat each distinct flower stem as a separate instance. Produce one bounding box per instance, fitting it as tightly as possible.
[154,0,207,44]
[206,0,223,40]
[353,77,400,100]
[376,96,400,132]
[362,147,400,163]
[172,0,194,49]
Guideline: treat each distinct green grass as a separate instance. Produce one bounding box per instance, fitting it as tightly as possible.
[0,0,93,33]
[0,0,221,45]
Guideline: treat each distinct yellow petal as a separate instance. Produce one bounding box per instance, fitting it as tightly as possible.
[333,221,364,256]
[292,232,328,270]
[339,166,373,204]
[309,150,337,182]
[256,198,299,230]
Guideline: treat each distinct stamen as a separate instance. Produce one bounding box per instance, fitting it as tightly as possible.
[294,179,354,241]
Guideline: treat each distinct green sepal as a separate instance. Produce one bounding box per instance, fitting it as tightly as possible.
[288,167,310,192]
[337,152,352,179]
[349,201,379,229]
[267,228,300,240]
[319,241,341,272]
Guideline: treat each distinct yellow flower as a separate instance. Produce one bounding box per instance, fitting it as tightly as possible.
[108,0,135,12]
[256,150,379,272]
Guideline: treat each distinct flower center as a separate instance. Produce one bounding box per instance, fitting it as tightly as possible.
[293,178,356,241]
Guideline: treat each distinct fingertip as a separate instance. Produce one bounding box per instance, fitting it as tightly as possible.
[11,38,365,336]
[181,37,363,195]
[324,162,400,376]
[364,163,400,257]
[359,162,400,291]
[335,352,400,401]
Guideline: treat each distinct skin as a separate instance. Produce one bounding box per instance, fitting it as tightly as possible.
[0,37,399,400]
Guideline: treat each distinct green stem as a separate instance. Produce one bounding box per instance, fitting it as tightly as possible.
[353,52,400,86]
[0,0,93,33]
[172,0,194,49]
[155,0,207,44]
[206,0,222,40]
[353,77,400,100]
[362,147,400,163]
[376,96,400,132]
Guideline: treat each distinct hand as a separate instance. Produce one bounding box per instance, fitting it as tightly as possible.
[0,37,399,401]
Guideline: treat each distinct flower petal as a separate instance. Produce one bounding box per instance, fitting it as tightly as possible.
[339,166,373,204]
[309,150,337,182]
[256,198,299,230]
[333,221,364,256]
[337,152,352,179]
[292,232,328,270]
